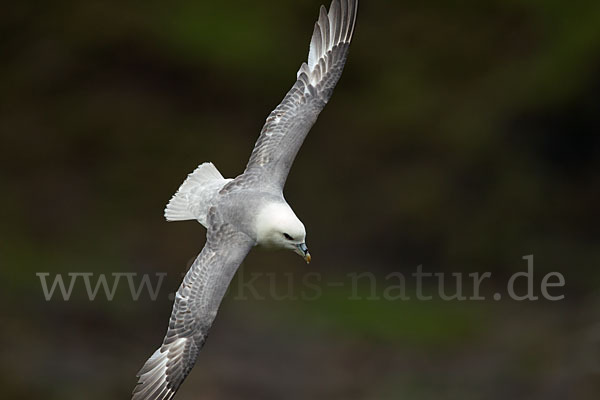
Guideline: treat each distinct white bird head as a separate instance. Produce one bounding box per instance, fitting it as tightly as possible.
[255,202,311,263]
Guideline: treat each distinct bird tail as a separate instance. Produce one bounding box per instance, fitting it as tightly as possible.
[164,162,225,223]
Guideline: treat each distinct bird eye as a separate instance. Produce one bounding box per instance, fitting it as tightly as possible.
[283,233,293,240]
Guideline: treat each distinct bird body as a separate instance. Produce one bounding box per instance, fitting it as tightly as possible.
[133,1,358,399]
[166,161,304,250]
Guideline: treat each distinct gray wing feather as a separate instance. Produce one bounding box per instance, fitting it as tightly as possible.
[238,0,358,192]
[132,210,254,400]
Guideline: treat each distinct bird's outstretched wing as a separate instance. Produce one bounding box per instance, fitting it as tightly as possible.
[132,210,254,400]
[240,0,358,191]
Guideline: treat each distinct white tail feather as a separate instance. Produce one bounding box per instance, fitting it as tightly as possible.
[164,162,224,222]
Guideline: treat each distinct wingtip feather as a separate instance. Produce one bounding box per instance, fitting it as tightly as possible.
[133,339,189,400]
[318,5,330,51]
[329,0,342,44]
[304,0,357,85]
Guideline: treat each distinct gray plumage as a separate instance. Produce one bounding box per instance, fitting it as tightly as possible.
[132,209,253,400]
[132,1,358,399]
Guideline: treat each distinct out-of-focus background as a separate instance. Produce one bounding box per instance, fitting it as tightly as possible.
[2,0,599,399]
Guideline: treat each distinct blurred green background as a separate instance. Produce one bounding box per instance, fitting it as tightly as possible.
[2,0,600,399]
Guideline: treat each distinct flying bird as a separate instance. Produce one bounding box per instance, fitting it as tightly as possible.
[132,1,358,398]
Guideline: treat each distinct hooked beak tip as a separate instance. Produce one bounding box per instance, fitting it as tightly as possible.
[296,243,311,264]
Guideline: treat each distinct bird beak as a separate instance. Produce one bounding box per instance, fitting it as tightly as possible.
[295,243,311,263]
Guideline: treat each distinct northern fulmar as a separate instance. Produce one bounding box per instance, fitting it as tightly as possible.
[132,1,358,398]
